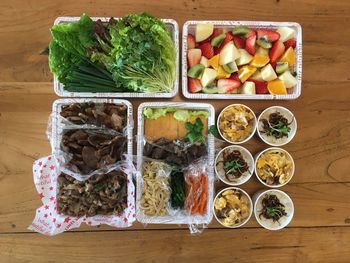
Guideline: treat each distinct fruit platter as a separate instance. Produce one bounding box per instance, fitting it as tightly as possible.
[182,21,302,99]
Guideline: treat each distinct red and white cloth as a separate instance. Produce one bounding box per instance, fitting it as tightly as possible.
[28,156,136,235]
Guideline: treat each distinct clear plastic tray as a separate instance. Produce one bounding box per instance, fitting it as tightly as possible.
[51,98,133,159]
[182,20,302,100]
[53,17,179,98]
[136,102,215,225]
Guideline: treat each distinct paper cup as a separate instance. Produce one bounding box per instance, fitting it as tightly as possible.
[257,106,297,146]
[215,145,254,186]
[254,147,295,188]
[213,187,253,228]
[253,189,294,230]
[217,104,257,145]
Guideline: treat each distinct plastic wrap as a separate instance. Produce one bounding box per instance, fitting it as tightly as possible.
[53,17,179,99]
[49,99,133,181]
[136,102,215,233]
[28,155,136,236]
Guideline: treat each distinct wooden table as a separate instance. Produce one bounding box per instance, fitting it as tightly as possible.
[1,0,349,262]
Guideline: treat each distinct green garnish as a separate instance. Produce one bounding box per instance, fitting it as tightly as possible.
[208,125,219,137]
[185,117,204,144]
[224,159,244,175]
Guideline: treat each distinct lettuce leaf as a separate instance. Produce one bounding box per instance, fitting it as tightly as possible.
[50,13,95,56]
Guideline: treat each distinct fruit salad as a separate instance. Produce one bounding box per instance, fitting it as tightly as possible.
[186,24,298,95]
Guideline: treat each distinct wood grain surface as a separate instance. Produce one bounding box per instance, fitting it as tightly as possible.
[0,0,350,262]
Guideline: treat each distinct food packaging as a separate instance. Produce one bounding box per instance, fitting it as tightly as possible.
[213,187,253,228]
[28,155,136,236]
[53,17,179,98]
[253,189,294,230]
[215,145,254,186]
[182,20,302,100]
[217,104,257,144]
[257,106,297,146]
[254,147,295,188]
[135,102,215,233]
[50,99,133,181]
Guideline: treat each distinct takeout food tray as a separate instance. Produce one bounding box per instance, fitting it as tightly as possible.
[51,98,133,160]
[182,20,302,100]
[53,17,179,98]
[136,102,215,225]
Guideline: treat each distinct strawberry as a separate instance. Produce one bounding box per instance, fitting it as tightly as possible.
[247,78,268,94]
[188,78,203,93]
[187,48,202,67]
[245,29,256,39]
[257,29,280,42]
[233,36,245,48]
[214,32,234,54]
[217,79,240,93]
[199,42,214,59]
[187,34,196,49]
[245,33,256,55]
[284,38,296,49]
[229,73,241,83]
[270,61,277,69]
[269,41,285,63]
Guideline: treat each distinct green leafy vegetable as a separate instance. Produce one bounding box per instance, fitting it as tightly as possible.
[143,107,176,120]
[170,166,185,209]
[93,12,176,93]
[185,118,205,144]
[208,125,219,137]
[50,13,95,56]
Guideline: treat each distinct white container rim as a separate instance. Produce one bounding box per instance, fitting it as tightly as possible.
[213,186,253,228]
[217,104,257,145]
[257,106,297,147]
[52,17,179,98]
[254,147,295,188]
[253,189,294,230]
[182,20,302,100]
[214,145,254,186]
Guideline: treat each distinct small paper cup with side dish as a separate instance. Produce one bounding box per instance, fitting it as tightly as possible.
[213,187,253,228]
[215,145,254,186]
[257,106,297,146]
[217,104,257,145]
[254,147,295,188]
[253,189,294,230]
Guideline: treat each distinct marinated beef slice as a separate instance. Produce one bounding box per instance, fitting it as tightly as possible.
[60,102,127,132]
[61,129,127,175]
[57,171,128,217]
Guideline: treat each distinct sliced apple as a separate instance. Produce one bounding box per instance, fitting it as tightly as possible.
[200,68,217,87]
[200,56,209,67]
[278,70,297,88]
[195,24,214,42]
[276,26,296,42]
[261,64,277,81]
[236,49,253,66]
[250,70,264,81]
[241,81,256,94]
[219,41,240,65]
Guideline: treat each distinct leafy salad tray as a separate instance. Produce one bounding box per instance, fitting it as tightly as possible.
[182,21,302,100]
[53,17,179,98]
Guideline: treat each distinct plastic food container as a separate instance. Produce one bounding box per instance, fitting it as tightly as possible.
[217,104,257,144]
[136,102,215,225]
[53,17,179,98]
[182,20,302,100]
[213,187,253,228]
[257,106,297,146]
[253,189,294,230]
[255,147,295,188]
[51,98,133,159]
[215,145,254,186]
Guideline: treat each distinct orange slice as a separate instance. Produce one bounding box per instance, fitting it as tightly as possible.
[238,65,257,83]
[216,66,231,79]
[250,54,270,68]
[279,47,295,67]
[208,54,220,70]
[267,79,287,95]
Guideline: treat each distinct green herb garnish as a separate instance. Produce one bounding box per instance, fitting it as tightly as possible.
[185,117,204,144]
[170,166,185,209]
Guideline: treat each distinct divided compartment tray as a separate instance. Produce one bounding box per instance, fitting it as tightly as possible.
[53,17,179,98]
[136,102,215,225]
[182,20,302,100]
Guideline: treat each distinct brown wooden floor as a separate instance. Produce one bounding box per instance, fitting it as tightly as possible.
[0,0,350,262]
